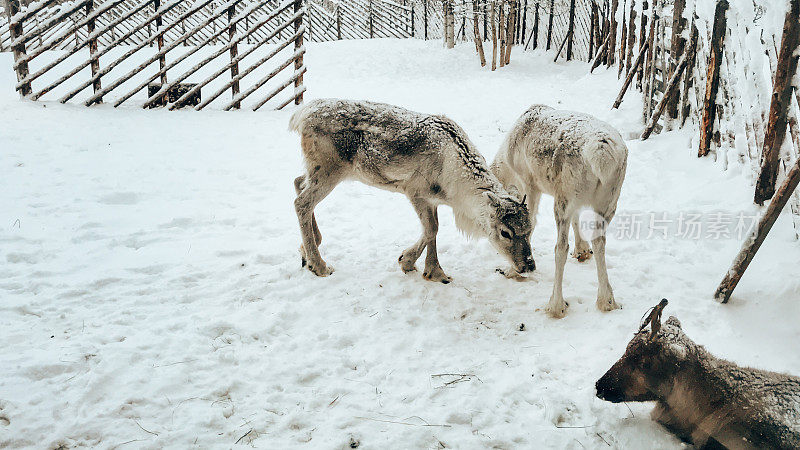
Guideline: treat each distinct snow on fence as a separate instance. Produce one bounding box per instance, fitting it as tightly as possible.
[2,0,306,109]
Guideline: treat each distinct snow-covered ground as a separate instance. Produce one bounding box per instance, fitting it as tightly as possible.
[1,39,799,449]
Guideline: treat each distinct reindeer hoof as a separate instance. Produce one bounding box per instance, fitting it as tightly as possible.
[573,249,593,262]
[308,263,334,277]
[423,269,452,284]
[597,296,620,312]
[398,254,417,273]
[546,300,569,319]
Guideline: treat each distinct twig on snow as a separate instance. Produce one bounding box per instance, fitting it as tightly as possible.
[354,416,451,428]
[133,418,159,436]
[234,429,253,445]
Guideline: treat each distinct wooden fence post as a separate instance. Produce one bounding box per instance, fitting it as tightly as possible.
[499,1,506,65]
[545,0,553,50]
[618,0,627,76]
[532,2,538,49]
[423,0,428,40]
[625,0,635,72]
[294,0,304,105]
[369,0,374,38]
[566,0,575,60]
[637,0,647,86]
[86,0,102,101]
[444,0,454,47]
[607,0,617,67]
[715,155,800,303]
[337,5,342,39]
[3,0,31,96]
[680,20,698,125]
[521,0,527,45]
[666,0,685,120]
[154,0,166,85]
[698,0,727,157]
[754,0,800,204]
[410,4,414,37]
[227,4,240,109]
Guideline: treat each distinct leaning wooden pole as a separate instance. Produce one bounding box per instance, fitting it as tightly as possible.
[715,155,800,303]
[546,0,554,49]
[590,33,611,73]
[612,41,648,108]
[641,51,687,140]
[698,0,728,157]
[754,0,800,205]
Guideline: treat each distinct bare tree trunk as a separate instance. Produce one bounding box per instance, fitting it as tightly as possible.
[505,0,515,64]
[698,0,728,157]
[499,1,506,67]
[445,0,455,48]
[607,0,618,67]
[492,1,498,70]
[666,0,686,120]
[473,0,486,66]
[754,0,800,204]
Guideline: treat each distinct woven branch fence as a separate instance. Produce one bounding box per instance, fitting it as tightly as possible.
[2,0,306,110]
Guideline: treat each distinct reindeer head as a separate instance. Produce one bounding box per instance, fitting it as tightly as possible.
[595,300,690,403]
[483,191,535,274]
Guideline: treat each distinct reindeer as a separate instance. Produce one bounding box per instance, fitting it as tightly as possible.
[491,105,627,318]
[289,99,536,282]
[596,300,800,449]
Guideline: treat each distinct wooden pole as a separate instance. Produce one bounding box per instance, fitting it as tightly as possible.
[590,33,611,72]
[618,0,627,76]
[589,3,596,57]
[154,0,166,87]
[227,4,240,109]
[698,0,728,157]
[754,0,800,204]
[715,155,800,303]
[612,42,648,109]
[546,0,553,50]
[625,0,635,73]
[642,51,687,140]
[294,0,304,105]
[521,0,527,45]
[607,0,618,67]
[424,0,428,40]
[666,0,686,120]
[4,0,31,96]
[369,0,374,38]
[86,0,101,101]
[637,0,648,86]
[472,0,486,66]
[680,20,698,125]
[532,2,539,49]
[445,0,454,48]
[566,0,575,61]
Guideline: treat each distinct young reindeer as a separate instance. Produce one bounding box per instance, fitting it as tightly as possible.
[596,300,800,449]
[289,99,536,281]
[491,105,627,318]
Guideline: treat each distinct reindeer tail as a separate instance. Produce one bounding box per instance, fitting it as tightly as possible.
[288,100,320,134]
[584,133,628,186]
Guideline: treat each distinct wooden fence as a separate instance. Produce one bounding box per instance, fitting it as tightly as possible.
[2,0,306,110]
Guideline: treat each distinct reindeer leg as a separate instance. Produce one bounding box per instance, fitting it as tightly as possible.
[294,169,340,276]
[294,175,321,246]
[571,215,593,262]
[546,199,570,318]
[593,209,619,312]
[399,198,451,283]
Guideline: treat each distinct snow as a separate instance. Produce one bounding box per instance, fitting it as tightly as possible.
[1,38,800,449]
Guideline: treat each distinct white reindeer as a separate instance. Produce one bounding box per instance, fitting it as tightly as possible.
[289,99,536,281]
[491,105,627,318]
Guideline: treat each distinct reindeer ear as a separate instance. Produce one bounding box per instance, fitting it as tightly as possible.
[665,316,682,329]
[484,191,502,206]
